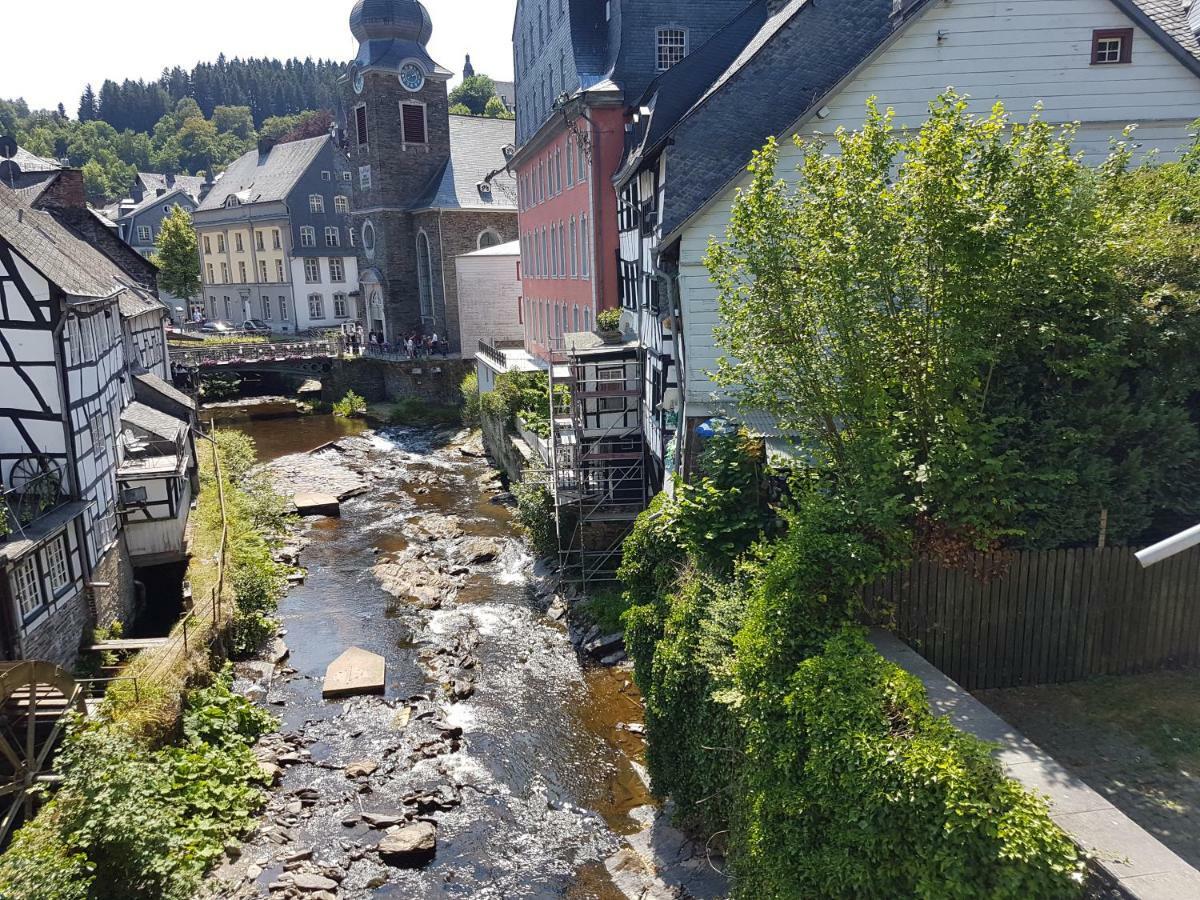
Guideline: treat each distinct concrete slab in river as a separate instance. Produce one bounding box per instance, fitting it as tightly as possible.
[294,493,341,517]
[323,647,386,699]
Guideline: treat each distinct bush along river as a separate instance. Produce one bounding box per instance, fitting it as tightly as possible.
[203,414,727,900]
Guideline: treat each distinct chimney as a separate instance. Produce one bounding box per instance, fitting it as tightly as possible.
[199,171,215,204]
[131,178,145,203]
[36,169,87,211]
[166,172,175,188]
[257,136,277,157]
[156,188,167,197]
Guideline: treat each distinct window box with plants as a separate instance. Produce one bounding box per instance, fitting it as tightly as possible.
[595,308,623,344]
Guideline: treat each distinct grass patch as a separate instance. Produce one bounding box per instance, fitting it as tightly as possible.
[579,587,633,635]
[387,397,462,427]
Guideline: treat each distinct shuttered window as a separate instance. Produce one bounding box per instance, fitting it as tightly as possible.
[355,105,368,146]
[402,103,427,144]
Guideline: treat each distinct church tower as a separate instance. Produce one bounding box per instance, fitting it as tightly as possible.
[343,0,453,341]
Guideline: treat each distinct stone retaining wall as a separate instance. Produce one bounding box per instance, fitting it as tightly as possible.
[323,358,473,407]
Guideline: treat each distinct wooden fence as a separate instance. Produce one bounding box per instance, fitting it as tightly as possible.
[864,545,1200,691]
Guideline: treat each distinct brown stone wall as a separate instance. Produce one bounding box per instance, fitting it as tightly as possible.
[92,539,136,630]
[323,358,472,406]
[428,210,519,355]
[20,593,89,668]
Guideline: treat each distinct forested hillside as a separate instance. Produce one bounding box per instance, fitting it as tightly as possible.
[0,56,346,205]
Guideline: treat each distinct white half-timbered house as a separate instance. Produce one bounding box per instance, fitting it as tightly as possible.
[0,179,194,665]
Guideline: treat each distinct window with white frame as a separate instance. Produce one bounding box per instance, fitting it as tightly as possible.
[308,294,325,320]
[334,195,350,214]
[360,165,372,190]
[276,259,285,282]
[349,227,357,247]
[45,536,70,595]
[273,229,282,250]
[259,260,268,282]
[330,257,345,282]
[570,218,578,276]
[206,263,214,283]
[580,215,590,277]
[238,261,247,283]
[300,226,316,247]
[342,171,352,182]
[334,293,349,318]
[262,296,272,319]
[13,557,41,620]
[220,262,229,282]
[279,297,289,320]
[235,232,244,252]
[309,194,325,214]
[304,258,321,283]
[478,229,501,250]
[217,234,226,252]
[137,225,152,243]
[321,170,332,181]
[325,226,340,247]
[255,230,265,251]
[203,235,211,254]
[657,27,688,71]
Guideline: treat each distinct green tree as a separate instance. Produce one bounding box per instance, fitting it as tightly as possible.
[211,105,255,140]
[484,96,514,120]
[153,206,201,301]
[448,74,497,116]
[707,94,1200,551]
[449,103,472,117]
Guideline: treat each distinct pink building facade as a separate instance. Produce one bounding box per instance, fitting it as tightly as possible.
[514,101,624,362]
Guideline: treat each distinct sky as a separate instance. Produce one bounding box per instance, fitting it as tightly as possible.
[0,0,518,113]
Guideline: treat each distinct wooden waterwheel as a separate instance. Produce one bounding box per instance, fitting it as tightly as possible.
[0,661,85,843]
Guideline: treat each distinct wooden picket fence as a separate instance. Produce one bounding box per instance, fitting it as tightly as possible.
[864,545,1200,691]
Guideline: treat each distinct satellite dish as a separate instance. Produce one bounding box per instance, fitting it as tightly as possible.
[0,136,16,160]
[0,160,23,185]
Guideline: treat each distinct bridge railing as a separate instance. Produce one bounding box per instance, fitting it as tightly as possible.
[170,339,340,368]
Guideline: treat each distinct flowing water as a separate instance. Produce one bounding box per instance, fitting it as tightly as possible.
[214,412,657,899]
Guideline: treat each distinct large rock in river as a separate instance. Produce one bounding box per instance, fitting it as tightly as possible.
[378,821,437,867]
[373,553,462,608]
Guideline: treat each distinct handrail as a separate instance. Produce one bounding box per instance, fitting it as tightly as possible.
[170,338,340,367]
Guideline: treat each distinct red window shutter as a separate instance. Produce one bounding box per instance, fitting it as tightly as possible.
[402,104,427,144]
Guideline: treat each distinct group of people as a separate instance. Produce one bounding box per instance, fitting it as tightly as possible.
[339,325,450,359]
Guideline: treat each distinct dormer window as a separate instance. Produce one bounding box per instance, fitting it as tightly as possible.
[1092,28,1133,65]
[657,27,688,71]
[224,195,240,208]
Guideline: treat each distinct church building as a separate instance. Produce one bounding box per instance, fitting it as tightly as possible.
[342,0,518,352]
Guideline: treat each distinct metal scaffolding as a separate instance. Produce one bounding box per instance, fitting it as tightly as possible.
[548,337,648,593]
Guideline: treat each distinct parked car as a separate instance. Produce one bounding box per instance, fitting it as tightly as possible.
[242,320,272,335]
[200,320,238,334]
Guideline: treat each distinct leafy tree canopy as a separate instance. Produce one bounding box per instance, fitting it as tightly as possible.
[153,205,201,301]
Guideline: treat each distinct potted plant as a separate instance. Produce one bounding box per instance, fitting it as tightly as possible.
[596,308,623,344]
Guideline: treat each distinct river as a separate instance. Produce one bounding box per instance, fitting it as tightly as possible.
[204,408,704,900]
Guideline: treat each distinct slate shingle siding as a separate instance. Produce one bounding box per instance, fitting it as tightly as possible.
[514,0,753,146]
[661,0,898,238]
[287,141,354,259]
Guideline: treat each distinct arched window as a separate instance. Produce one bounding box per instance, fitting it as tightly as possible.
[478,229,502,250]
[417,231,434,318]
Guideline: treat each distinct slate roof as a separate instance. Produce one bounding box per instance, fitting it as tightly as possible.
[121,401,187,442]
[118,290,168,321]
[1125,0,1200,67]
[3,146,63,205]
[197,136,330,212]
[135,372,195,412]
[119,186,195,224]
[636,0,1200,242]
[135,172,205,201]
[494,80,516,109]
[0,182,152,301]
[413,115,518,211]
[12,147,60,173]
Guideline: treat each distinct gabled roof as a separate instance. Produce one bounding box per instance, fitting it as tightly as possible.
[121,401,186,443]
[197,136,331,212]
[3,146,63,206]
[135,172,205,201]
[412,116,518,211]
[135,372,195,413]
[639,0,1200,244]
[12,147,60,173]
[119,185,196,224]
[0,183,148,301]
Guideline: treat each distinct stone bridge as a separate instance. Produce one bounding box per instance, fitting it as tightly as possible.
[169,340,341,379]
[171,340,474,405]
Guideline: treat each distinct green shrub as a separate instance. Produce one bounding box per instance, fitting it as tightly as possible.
[388,397,462,426]
[460,371,481,427]
[596,308,621,332]
[733,630,1082,898]
[332,389,367,418]
[0,672,274,900]
[512,477,557,559]
[478,371,566,435]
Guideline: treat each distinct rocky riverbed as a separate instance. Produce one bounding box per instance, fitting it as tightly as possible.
[201,422,726,900]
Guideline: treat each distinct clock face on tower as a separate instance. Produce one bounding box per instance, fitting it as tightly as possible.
[399,63,425,93]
